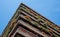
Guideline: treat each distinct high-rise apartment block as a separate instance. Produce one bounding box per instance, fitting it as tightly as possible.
[1,3,60,37]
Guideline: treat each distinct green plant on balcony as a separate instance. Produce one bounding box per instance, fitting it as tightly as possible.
[43,24,49,28]
[34,22,39,26]
[21,7,30,13]
[35,16,40,19]
[22,6,36,16]
[52,32,59,37]
[37,19,45,24]
[40,26,51,33]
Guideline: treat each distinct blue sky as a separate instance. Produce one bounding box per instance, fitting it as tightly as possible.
[0,0,60,35]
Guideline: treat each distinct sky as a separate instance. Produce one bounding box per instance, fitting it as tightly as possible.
[0,0,60,35]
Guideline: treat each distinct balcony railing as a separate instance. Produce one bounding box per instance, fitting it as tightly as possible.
[20,6,60,33]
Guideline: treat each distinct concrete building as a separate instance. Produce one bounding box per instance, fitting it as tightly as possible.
[1,3,60,37]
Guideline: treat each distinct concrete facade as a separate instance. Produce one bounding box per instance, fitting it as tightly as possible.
[1,3,60,37]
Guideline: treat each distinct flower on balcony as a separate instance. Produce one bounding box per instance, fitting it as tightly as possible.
[25,16,31,21]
